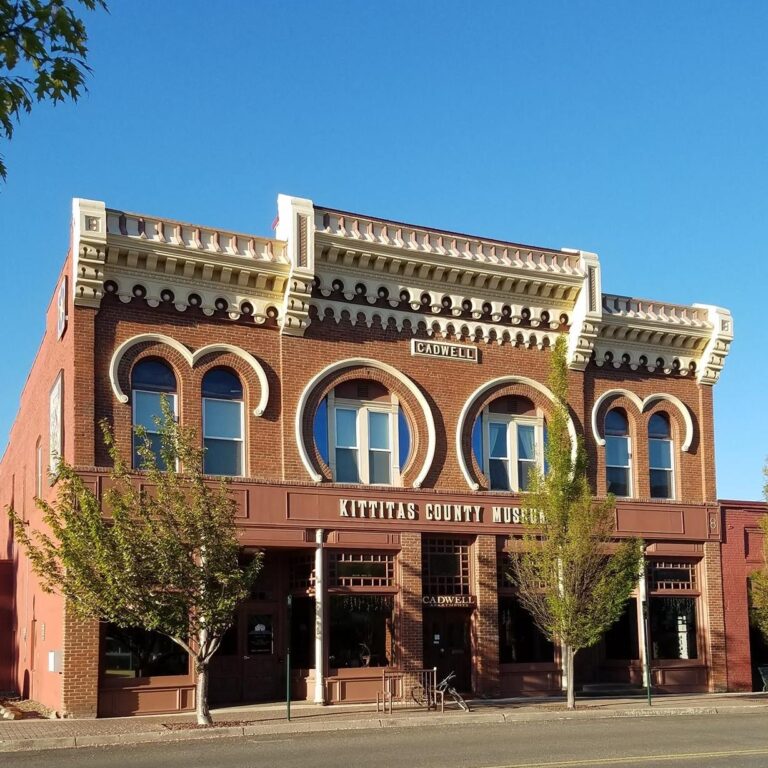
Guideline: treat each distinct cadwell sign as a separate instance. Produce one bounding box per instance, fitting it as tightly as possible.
[410,339,479,363]
[422,595,477,608]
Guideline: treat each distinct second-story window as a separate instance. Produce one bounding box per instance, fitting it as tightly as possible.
[132,359,177,470]
[474,396,543,492]
[315,380,410,486]
[649,412,674,499]
[202,368,244,477]
[605,408,631,497]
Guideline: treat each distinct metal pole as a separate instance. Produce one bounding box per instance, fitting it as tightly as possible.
[638,549,653,707]
[286,594,292,721]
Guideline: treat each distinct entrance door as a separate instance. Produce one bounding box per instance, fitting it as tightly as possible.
[423,608,472,692]
[209,603,283,704]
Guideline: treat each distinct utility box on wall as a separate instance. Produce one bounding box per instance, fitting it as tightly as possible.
[48,650,63,673]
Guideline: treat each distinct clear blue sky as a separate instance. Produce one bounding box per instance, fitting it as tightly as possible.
[1,0,766,499]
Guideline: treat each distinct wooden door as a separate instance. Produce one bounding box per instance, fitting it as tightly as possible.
[423,608,472,692]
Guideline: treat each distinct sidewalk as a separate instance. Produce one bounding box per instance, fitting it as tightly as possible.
[2,692,768,753]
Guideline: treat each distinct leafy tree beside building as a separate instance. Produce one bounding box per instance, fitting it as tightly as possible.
[509,336,643,709]
[10,399,261,725]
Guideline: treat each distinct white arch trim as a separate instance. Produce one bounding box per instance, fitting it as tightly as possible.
[590,388,694,452]
[456,376,579,491]
[295,358,436,488]
[109,333,270,417]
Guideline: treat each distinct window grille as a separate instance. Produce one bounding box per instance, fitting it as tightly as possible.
[328,552,395,588]
[422,538,471,595]
[649,560,697,591]
[289,553,315,591]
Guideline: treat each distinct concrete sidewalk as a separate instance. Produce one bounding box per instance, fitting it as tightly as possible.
[2,692,768,753]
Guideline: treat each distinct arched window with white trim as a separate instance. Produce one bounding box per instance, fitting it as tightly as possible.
[648,412,674,499]
[202,368,244,477]
[131,359,177,470]
[472,396,544,492]
[605,408,631,497]
[314,380,410,485]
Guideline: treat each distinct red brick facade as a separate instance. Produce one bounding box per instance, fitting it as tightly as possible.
[0,195,748,717]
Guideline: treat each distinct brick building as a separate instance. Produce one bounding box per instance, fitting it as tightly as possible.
[0,195,736,716]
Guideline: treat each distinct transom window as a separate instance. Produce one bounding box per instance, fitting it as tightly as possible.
[328,552,395,589]
[473,396,543,492]
[649,412,674,499]
[202,368,244,477]
[605,408,631,497]
[314,380,411,486]
[131,358,177,470]
[422,537,471,596]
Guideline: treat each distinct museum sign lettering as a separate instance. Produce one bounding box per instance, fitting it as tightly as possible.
[338,498,544,525]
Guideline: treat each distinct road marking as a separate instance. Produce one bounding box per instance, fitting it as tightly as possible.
[481,748,768,767]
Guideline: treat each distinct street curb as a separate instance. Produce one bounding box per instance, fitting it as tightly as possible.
[2,703,768,752]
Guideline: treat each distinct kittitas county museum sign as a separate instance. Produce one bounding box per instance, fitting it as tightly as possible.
[338,498,544,525]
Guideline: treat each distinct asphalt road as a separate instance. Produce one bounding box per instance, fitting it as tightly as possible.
[6,712,768,768]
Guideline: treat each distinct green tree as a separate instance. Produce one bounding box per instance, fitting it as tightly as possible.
[0,0,106,180]
[748,461,768,650]
[509,336,643,709]
[10,399,261,724]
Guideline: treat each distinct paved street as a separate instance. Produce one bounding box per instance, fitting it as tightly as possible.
[5,712,768,768]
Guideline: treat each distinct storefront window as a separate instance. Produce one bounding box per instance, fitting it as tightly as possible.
[498,595,554,663]
[102,624,188,678]
[290,596,316,669]
[650,597,698,660]
[329,594,393,668]
[604,598,640,660]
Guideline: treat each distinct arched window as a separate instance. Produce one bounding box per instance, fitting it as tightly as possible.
[605,408,631,497]
[649,412,674,499]
[314,380,410,485]
[202,368,244,476]
[131,359,177,469]
[473,396,543,492]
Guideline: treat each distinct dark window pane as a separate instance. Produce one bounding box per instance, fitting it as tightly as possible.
[368,450,391,484]
[648,413,670,439]
[102,625,188,678]
[218,619,239,656]
[290,597,315,668]
[606,466,629,497]
[335,447,360,482]
[489,459,510,490]
[429,553,460,577]
[650,597,698,660]
[605,409,628,436]
[498,596,554,663]
[518,460,536,491]
[604,598,640,660]
[329,595,392,669]
[202,368,242,399]
[133,432,168,471]
[131,359,176,393]
[314,398,329,464]
[204,438,242,476]
[650,469,672,499]
[398,408,410,468]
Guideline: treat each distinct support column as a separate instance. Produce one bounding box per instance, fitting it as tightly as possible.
[313,529,325,704]
[473,535,500,697]
[61,601,99,718]
[399,533,423,669]
[638,554,652,694]
[703,541,727,692]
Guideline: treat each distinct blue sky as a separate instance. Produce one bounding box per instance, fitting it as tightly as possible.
[1,0,766,499]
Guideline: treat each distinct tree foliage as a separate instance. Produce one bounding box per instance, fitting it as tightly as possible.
[748,460,768,643]
[9,398,261,724]
[0,0,106,180]
[509,336,643,708]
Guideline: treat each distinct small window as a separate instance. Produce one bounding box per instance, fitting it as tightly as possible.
[202,368,244,476]
[317,383,409,485]
[131,359,177,469]
[474,397,543,492]
[650,597,698,660]
[648,412,674,499]
[605,408,631,497]
[102,624,188,678]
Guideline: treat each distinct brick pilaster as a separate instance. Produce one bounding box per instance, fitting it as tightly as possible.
[473,535,500,697]
[703,541,727,692]
[398,532,423,669]
[61,602,99,718]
